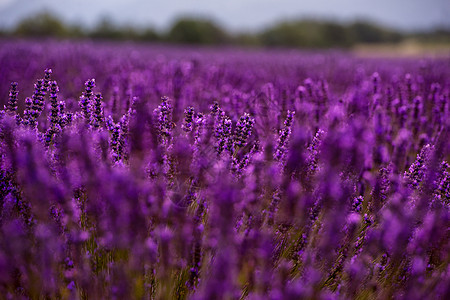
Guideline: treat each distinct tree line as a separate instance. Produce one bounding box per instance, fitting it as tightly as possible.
[1,12,448,48]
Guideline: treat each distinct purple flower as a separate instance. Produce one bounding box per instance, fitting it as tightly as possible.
[274,110,295,163]
[404,144,433,189]
[79,78,95,123]
[5,82,18,114]
[182,106,195,132]
[91,93,104,129]
[233,112,255,152]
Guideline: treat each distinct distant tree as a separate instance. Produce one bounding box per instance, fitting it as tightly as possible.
[260,19,404,48]
[321,22,353,47]
[90,17,160,41]
[410,28,450,43]
[14,12,68,37]
[260,20,336,48]
[233,33,261,47]
[349,21,402,44]
[167,18,229,45]
[90,17,124,40]
[139,28,160,42]
[12,12,445,48]
[66,24,85,39]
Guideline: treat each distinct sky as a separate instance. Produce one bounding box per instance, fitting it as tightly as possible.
[0,0,449,32]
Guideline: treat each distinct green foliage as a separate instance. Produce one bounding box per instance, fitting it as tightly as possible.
[139,28,160,42]
[409,28,450,44]
[260,20,341,48]
[14,12,69,38]
[322,21,355,47]
[167,18,229,45]
[349,21,403,44]
[260,19,402,48]
[89,17,161,41]
[89,17,125,40]
[232,33,262,47]
[5,12,449,49]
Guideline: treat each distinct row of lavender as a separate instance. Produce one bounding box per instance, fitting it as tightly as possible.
[0,41,449,299]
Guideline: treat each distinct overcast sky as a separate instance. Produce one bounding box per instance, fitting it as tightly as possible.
[0,0,449,32]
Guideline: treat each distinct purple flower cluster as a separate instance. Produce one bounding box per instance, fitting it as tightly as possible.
[5,82,18,114]
[0,40,449,299]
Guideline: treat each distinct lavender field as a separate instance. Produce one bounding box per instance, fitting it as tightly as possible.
[0,40,449,299]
